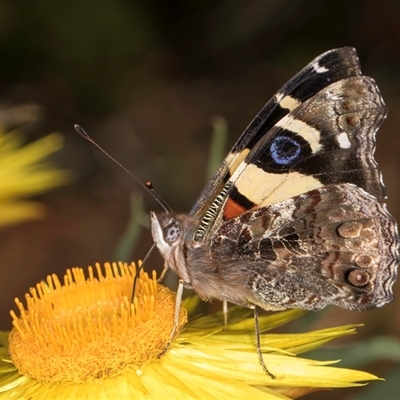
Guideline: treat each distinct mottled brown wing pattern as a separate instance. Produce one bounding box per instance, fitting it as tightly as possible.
[209,184,398,311]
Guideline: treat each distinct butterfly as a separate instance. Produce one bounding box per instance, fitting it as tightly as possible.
[151,47,398,319]
[77,47,399,378]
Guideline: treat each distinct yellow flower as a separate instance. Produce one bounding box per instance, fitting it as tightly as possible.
[0,262,379,399]
[0,128,69,227]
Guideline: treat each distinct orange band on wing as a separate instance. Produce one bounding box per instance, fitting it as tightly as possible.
[223,198,247,220]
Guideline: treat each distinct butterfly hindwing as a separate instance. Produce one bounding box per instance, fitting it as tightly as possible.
[209,183,398,311]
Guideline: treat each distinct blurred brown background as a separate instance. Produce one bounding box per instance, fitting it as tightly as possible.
[0,1,399,398]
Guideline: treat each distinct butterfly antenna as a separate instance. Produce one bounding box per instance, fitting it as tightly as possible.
[144,181,175,217]
[74,124,174,216]
[131,243,157,303]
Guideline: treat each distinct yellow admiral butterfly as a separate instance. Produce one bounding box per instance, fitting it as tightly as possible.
[152,47,398,317]
[78,47,399,378]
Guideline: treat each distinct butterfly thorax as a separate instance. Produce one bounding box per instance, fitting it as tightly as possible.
[151,211,259,307]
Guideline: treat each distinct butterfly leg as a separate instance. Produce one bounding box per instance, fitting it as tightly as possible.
[223,300,228,326]
[171,279,185,340]
[158,279,185,357]
[254,307,275,379]
[157,261,169,282]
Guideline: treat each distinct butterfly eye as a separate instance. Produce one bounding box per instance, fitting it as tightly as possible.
[270,136,301,166]
[163,222,181,244]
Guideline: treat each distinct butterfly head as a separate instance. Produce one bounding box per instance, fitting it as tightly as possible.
[151,212,181,244]
[150,211,191,283]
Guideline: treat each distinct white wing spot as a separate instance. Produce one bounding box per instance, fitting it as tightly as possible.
[312,61,329,73]
[337,132,351,149]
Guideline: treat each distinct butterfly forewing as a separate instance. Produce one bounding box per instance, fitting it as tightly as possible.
[190,47,362,218]
[191,50,388,244]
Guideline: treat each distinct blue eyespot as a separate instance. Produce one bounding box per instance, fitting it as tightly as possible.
[270,136,301,166]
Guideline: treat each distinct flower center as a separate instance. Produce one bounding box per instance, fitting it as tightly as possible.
[9,262,187,384]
